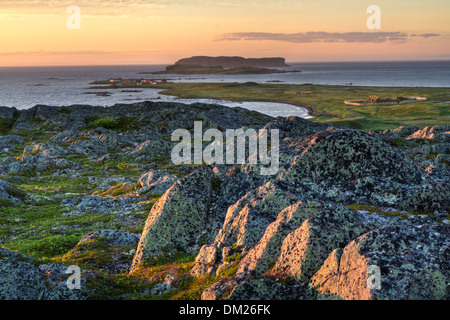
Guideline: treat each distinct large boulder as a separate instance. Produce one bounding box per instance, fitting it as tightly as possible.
[214,180,310,249]
[261,116,329,141]
[237,200,366,277]
[0,180,25,205]
[0,248,90,300]
[0,135,24,153]
[309,224,449,300]
[130,168,216,272]
[190,181,314,277]
[267,203,367,284]
[279,129,423,187]
[137,170,179,195]
[0,260,47,300]
[407,125,450,142]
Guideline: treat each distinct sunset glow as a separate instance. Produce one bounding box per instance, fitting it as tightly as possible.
[0,0,449,66]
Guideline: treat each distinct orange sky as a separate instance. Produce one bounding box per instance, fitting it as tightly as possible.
[0,0,449,66]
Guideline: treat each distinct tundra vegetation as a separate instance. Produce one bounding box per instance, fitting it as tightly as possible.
[0,99,448,300]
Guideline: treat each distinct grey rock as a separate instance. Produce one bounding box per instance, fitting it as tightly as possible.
[137,170,179,195]
[131,168,215,271]
[309,224,449,300]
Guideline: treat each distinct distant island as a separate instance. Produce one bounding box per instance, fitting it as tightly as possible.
[140,56,296,75]
[175,56,290,68]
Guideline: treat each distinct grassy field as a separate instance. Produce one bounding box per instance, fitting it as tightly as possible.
[158,82,450,130]
[91,81,450,130]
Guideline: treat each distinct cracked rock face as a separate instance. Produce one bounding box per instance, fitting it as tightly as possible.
[130,168,216,271]
[237,200,366,278]
[309,224,449,300]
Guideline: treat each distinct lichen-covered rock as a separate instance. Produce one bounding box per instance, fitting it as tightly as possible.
[0,260,47,300]
[127,139,172,159]
[237,200,365,276]
[400,180,450,211]
[228,278,302,300]
[39,263,90,300]
[190,243,223,277]
[0,135,24,153]
[261,116,328,141]
[78,230,140,246]
[50,129,85,143]
[411,143,450,156]
[214,180,312,250]
[0,180,25,205]
[201,272,251,300]
[130,168,215,272]
[68,139,109,157]
[407,125,450,142]
[0,247,34,262]
[279,129,423,187]
[309,224,449,300]
[267,203,367,284]
[0,106,18,120]
[138,170,179,196]
[381,125,421,138]
[22,142,68,159]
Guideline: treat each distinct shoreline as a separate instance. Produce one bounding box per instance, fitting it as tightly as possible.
[154,89,316,118]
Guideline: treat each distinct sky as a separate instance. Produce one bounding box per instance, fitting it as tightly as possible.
[0,0,449,66]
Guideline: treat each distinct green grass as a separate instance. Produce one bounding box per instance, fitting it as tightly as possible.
[162,83,450,130]
[90,81,450,131]
[0,118,14,135]
[86,117,118,130]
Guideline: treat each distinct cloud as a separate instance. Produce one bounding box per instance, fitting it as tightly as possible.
[0,1,165,17]
[0,50,161,56]
[415,33,441,38]
[217,31,416,44]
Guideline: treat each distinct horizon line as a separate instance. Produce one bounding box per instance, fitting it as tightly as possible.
[1,58,450,68]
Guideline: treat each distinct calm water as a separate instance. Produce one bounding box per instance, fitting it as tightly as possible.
[0,61,448,118]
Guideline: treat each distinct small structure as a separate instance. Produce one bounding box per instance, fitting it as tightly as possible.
[345,95,427,106]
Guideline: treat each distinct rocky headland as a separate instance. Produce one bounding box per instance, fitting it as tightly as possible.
[174,56,290,68]
[0,102,448,300]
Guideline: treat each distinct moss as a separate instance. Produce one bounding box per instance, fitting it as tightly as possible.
[143,252,197,268]
[0,198,14,207]
[93,183,140,198]
[5,235,81,259]
[0,117,14,135]
[87,117,118,130]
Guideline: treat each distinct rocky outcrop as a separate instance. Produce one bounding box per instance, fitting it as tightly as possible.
[407,125,450,142]
[237,201,366,278]
[65,230,140,274]
[309,224,449,300]
[261,116,329,141]
[0,180,25,205]
[279,129,423,187]
[137,170,179,196]
[78,230,140,246]
[130,168,216,271]
[0,102,448,301]
[0,248,90,300]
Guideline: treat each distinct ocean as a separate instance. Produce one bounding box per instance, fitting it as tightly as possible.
[0,60,449,118]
